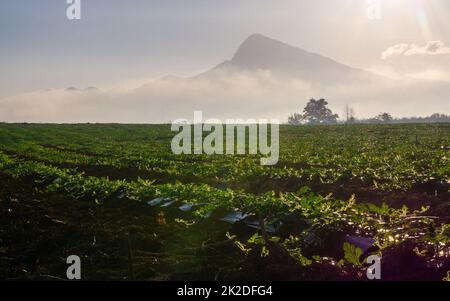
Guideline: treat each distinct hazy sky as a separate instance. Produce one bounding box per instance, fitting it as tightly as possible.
[1,0,450,122]
[1,0,449,96]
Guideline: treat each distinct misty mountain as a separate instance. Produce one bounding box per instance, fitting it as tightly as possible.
[2,34,449,123]
[197,33,380,85]
[84,87,100,91]
[65,87,80,92]
[65,86,100,92]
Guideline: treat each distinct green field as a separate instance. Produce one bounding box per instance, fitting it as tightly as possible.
[0,123,449,280]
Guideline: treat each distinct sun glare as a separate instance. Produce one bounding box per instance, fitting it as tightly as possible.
[381,0,434,40]
[413,0,433,40]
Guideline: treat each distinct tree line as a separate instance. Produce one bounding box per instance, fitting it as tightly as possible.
[288,98,450,125]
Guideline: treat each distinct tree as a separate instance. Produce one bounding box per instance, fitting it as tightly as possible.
[376,113,393,123]
[288,99,339,125]
[429,113,449,122]
[301,98,339,124]
[344,104,356,123]
[288,113,303,125]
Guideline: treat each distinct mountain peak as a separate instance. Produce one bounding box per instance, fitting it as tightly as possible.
[202,34,378,84]
[241,33,275,44]
[232,34,295,64]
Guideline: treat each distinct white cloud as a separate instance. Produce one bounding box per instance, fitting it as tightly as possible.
[382,41,450,60]
[381,43,411,60]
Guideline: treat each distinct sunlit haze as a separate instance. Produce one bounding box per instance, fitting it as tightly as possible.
[1,0,450,122]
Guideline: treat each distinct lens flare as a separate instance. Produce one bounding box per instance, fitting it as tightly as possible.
[414,0,432,40]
